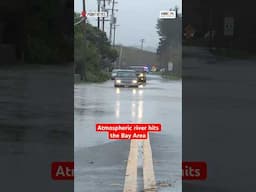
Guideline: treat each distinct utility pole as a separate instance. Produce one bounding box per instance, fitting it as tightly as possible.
[102,0,106,31]
[97,0,101,29]
[109,0,115,43]
[81,0,87,80]
[140,39,145,50]
[112,24,119,47]
[118,46,123,69]
[82,0,86,37]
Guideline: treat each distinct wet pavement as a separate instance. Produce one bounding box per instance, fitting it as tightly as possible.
[75,74,182,192]
[0,65,74,192]
[183,46,256,192]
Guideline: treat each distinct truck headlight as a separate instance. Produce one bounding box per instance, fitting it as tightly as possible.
[116,79,121,84]
[139,73,144,77]
[132,80,137,84]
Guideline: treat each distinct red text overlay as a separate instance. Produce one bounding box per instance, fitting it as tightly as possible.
[96,123,161,140]
[51,162,74,180]
[51,161,207,180]
[182,161,207,180]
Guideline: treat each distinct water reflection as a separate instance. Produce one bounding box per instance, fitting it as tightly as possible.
[114,87,144,121]
[0,67,74,155]
[138,89,143,96]
[115,88,120,94]
[131,101,136,118]
[137,100,144,120]
[115,100,120,118]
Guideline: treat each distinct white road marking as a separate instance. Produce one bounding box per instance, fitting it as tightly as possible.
[123,140,138,192]
[143,137,157,191]
[123,137,157,192]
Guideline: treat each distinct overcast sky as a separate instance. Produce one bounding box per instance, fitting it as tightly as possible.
[74,0,181,51]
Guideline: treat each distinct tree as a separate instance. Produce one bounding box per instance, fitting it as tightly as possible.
[74,12,118,81]
[156,8,182,76]
[24,0,72,64]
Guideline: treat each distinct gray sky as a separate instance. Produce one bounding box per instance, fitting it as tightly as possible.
[74,0,181,51]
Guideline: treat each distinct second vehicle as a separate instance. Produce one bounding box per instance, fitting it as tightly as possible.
[129,66,147,83]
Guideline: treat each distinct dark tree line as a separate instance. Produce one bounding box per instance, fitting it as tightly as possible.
[156,8,182,77]
[24,0,73,64]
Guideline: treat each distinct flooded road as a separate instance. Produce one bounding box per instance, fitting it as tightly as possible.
[75,74,182,192]
[0,65,73,192]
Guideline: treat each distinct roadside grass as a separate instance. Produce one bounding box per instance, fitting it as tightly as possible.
[161,72,181,80]
[151,71,181,80]
[78,71,110,83]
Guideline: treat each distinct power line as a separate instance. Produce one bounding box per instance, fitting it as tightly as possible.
[74,17,85,26]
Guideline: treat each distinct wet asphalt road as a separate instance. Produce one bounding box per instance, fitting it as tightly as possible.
[0,65,74,192]
[75,74,182,192]
[182,47,256,192]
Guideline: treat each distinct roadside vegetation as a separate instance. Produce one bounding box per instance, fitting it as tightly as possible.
[150,71,181,80]
[156,7,182,79]
[74,13,118,82]
[24,1,72,64]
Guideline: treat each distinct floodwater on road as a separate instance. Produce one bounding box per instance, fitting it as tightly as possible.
[75,74,182,192]
[0,65,74,192]
[75,74,181,149]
